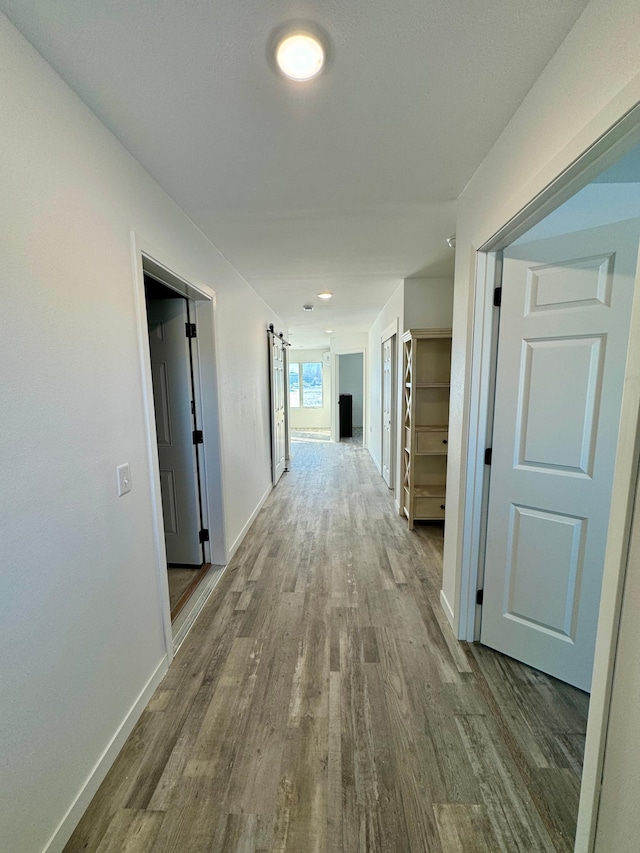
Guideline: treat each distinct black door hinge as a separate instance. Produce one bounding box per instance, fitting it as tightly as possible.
[199,529,210,543]
[186,323,197,338]
[493,287,502,308]
[484,447,492,465]
[193,430,204,444]
[476,588,484,606]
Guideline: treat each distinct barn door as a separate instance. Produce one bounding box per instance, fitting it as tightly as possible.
[269,332,287,485]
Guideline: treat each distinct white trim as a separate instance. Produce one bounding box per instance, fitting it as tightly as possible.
[480,102,640,255]
[455,252,502,641]
[131,235,174,660]
[172,563,228,654]
[381,318,399,493]
[381,318,399,344]
[192,294,228,565]
[439,589,455,627]
[575,240,640,852]
[44,656,168,853]
[227,483,273,560]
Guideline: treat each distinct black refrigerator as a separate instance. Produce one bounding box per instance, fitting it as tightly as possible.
[339,394,353,439]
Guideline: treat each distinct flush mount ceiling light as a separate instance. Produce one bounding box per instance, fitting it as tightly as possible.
[317,291,333,299]
[325,329,334,334]
[276,33,324,80]
[269,22,331,82]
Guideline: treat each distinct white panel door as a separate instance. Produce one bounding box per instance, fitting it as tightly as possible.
[147,298,203,565]
[270,336,286,485]
[481,219,640,691]
[382,336,394,487]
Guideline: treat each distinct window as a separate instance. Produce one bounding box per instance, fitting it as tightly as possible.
[289,361,323,408]
[289,363,300,408]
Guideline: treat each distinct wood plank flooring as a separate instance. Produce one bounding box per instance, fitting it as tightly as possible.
[64,436,589,852]
[168,568,200,612]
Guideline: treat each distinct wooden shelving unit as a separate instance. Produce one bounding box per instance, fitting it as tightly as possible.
[400,328,452,529]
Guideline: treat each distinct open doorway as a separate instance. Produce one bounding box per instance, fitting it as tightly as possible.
[288,348,332,444]
[471,144,640,688]
[459,128,640,849]
[336,352,365,445]
[134,245,227,653]
[144,275,210,623]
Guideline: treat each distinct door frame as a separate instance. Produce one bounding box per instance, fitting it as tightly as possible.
[457,106,640,851]
[145,292,205,566]
[381,319,399,492]
[131,233,227,660]
[332,347,367,444]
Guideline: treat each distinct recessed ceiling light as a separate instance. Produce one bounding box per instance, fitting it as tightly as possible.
[276,31,325,81]
[317,291,333,299]
[325,329,334,334]
[302,304,314,311]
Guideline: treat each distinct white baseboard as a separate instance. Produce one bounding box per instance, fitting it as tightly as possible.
[394,498,401,515]
[45,655,169,853]
[227,482,273,560]
[440,589,455,628]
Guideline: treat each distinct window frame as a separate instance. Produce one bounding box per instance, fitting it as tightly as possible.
[289,360,324,409]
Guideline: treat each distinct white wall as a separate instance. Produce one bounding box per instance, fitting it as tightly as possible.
[0,15,282,853]
[288,348,331,428]
[367,279,453,500]
[403,277,454,331]
[338,353,364,427]
[367,283,404,479]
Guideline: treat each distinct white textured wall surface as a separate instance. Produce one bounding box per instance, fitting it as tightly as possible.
[288,348,331,429]
[0,14,280,853]
[403,278,454,332]
[367,284,404,480]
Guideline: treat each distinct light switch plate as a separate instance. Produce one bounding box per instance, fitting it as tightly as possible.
[116,463,131,496]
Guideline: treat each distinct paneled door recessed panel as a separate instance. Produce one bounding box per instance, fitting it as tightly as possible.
[151,361,173,447]
[516,336,604,475]
[505,505,585,640]
[159,469,179,536]
[525,254,613,314]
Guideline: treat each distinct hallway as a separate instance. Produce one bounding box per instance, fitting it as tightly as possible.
[65,436,588,852]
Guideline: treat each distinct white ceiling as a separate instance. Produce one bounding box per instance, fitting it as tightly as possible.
[1,0,590,346]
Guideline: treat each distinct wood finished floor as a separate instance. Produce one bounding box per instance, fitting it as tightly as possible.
[168,568,200,612]
[65,437,589,852]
